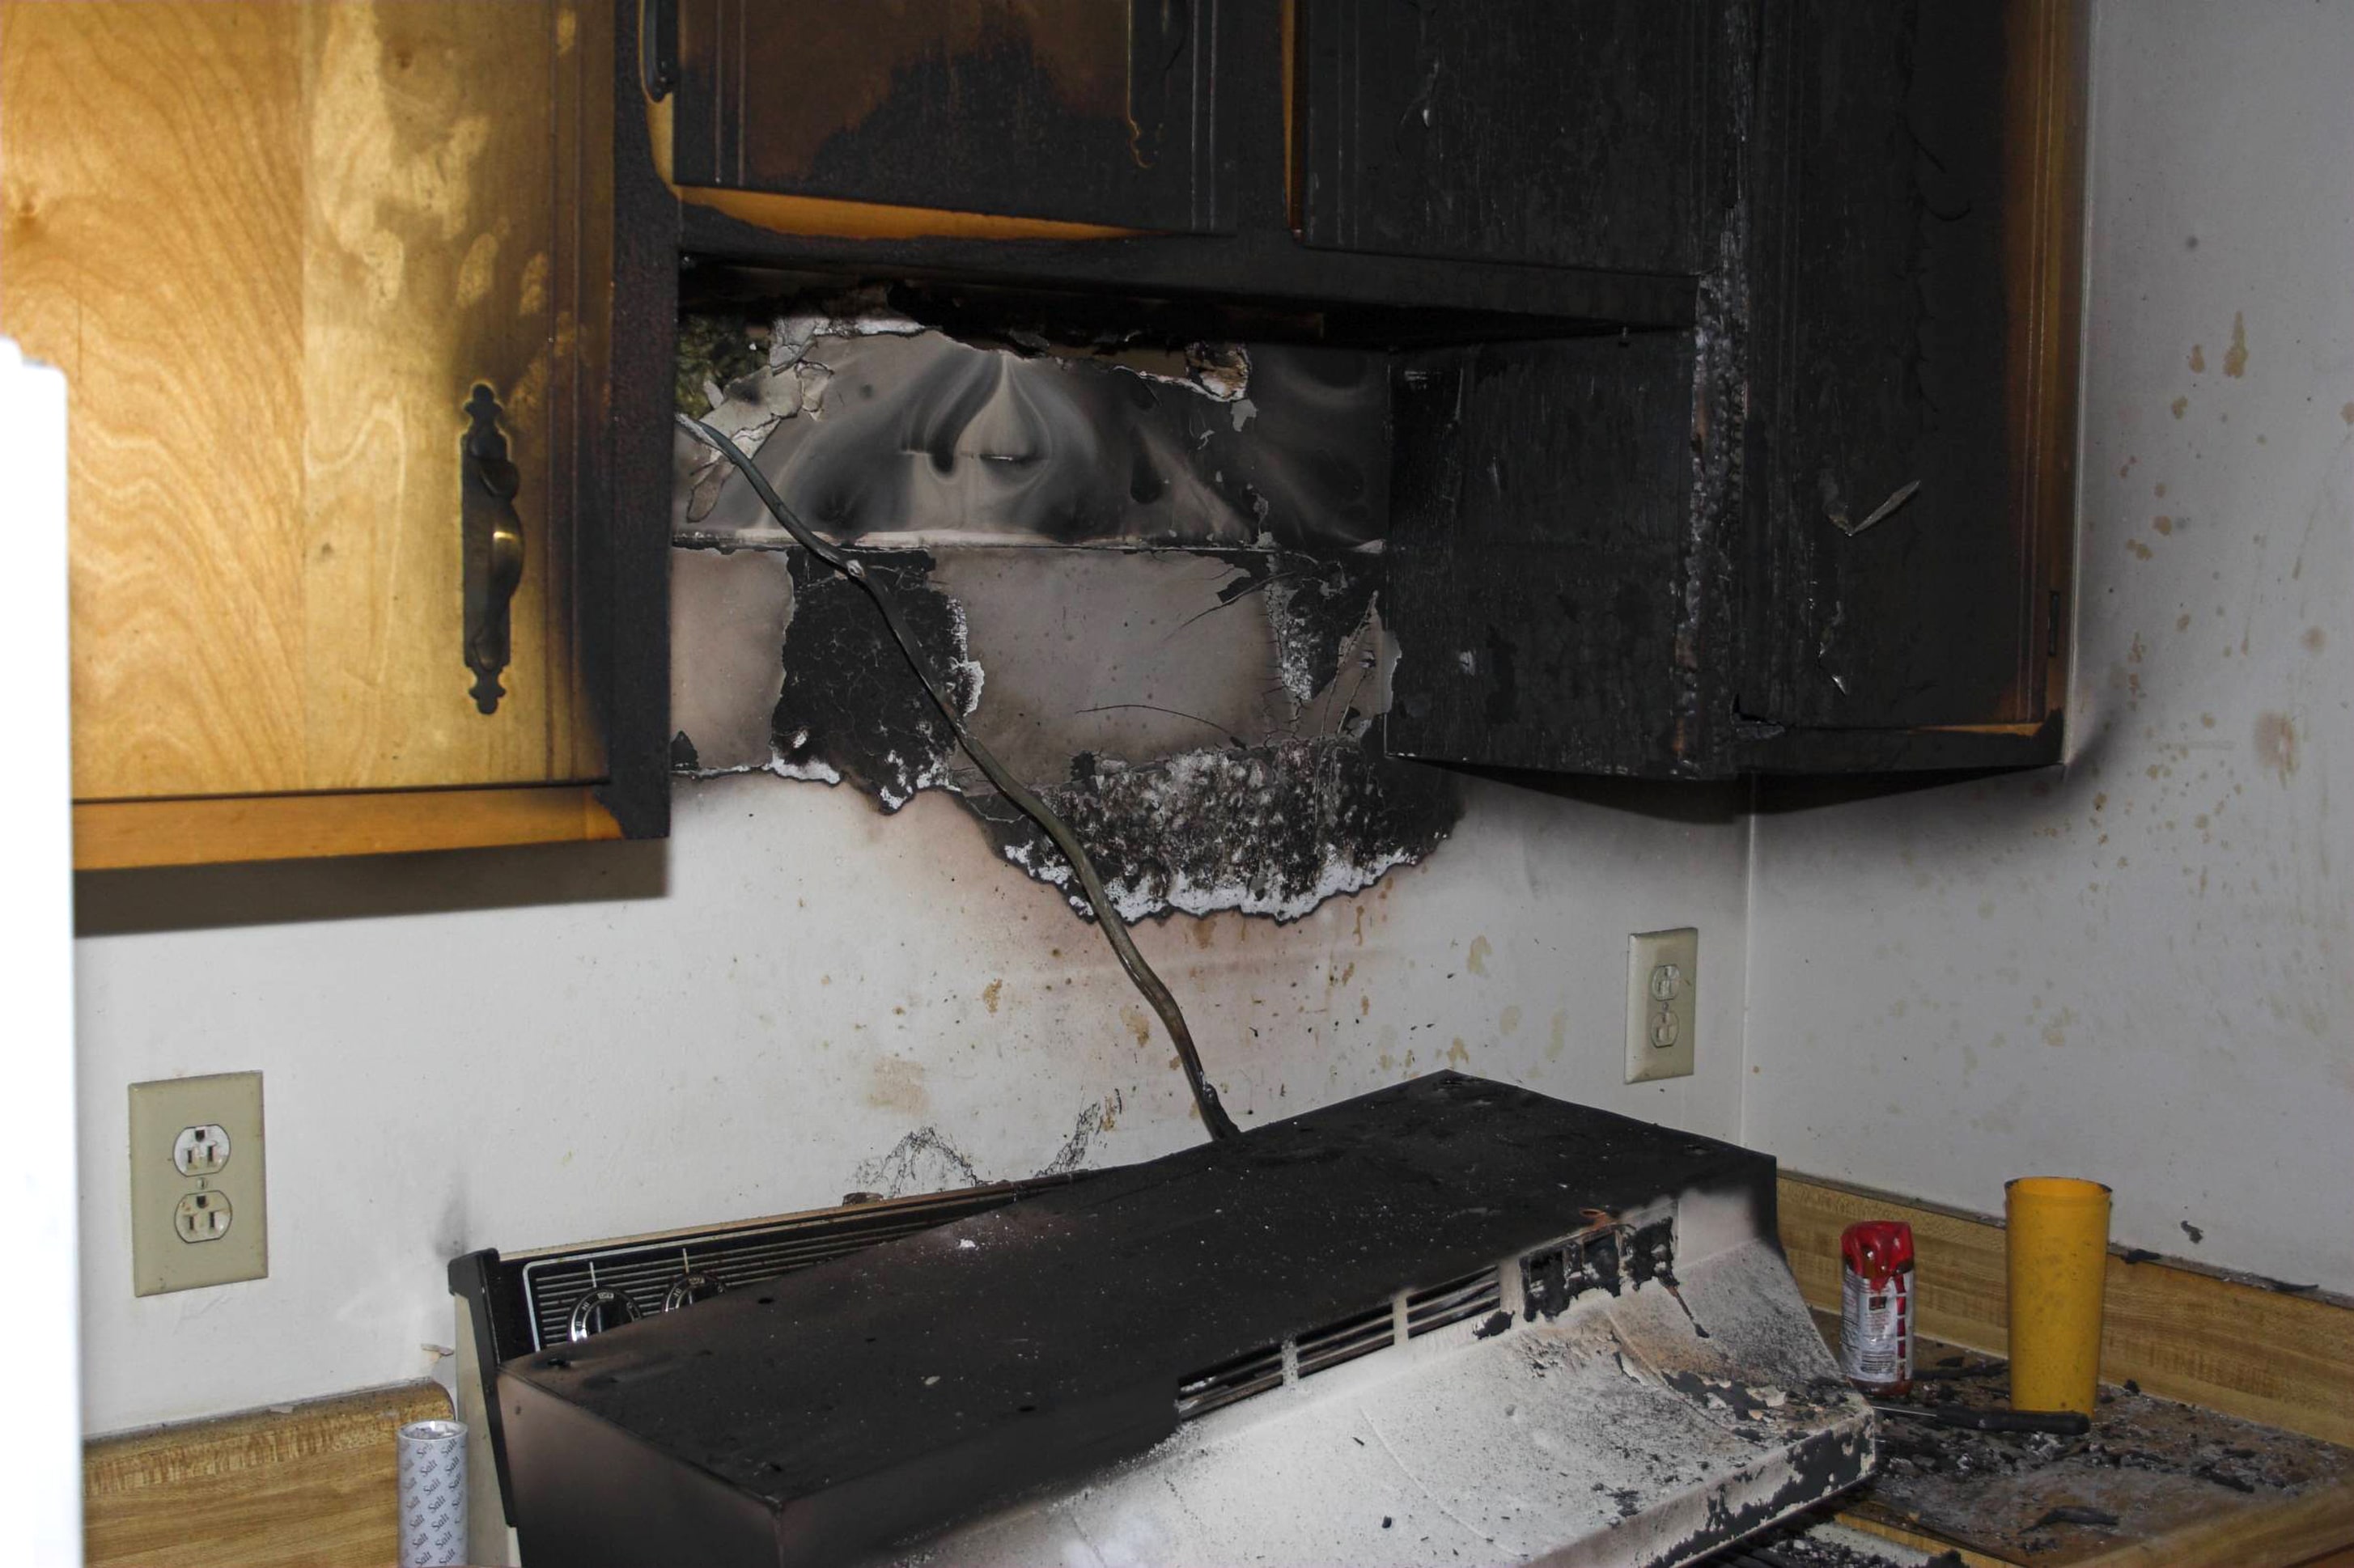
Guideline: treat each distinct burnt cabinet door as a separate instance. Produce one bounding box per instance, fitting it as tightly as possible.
[1294,0,1728,275]
[1739,0,2078,745]
[1383,1,2080,783]
[664,0,1228,234]
[1383,335,1716,778]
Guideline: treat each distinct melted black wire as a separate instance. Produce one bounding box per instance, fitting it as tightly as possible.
[677,413,1242,1142]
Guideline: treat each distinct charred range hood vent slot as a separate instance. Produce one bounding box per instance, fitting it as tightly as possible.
[1520,1216,1677,1321]
[1174,1344,1285,1421]
[1174,1265,1508,1422]
[516,1187,1031,1351]
[1404,1267,1503,1338]
[1293,1303,1394,1378]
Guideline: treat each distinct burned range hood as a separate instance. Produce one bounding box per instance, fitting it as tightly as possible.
[494,1074,1873,1566]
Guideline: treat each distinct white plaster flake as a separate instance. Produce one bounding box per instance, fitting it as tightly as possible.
[1262,574,1325,708]
[766,753,843,786]
[942,599,986,715]
[1100,341,1252,405]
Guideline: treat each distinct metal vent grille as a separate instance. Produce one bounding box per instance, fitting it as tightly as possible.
[1174,1343,1286,1421]
[520,1189,1025,1351]
[1295,1303,1397,1378]
[1405,1266,1503,1337]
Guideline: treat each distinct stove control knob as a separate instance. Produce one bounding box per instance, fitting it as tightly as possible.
[566,1286,638,1342]
[662,1271,724,1312]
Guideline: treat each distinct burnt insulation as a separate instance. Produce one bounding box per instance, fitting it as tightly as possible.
[974,734,1457,924]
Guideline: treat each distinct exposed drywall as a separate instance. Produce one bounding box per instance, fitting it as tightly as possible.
[72,773,1747,1435]
[669,303,1453,922]
[1743,0,2354,1292]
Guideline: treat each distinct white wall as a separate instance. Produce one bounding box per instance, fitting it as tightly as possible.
[74,772,1746,1435]
[1744,0,2354,1293]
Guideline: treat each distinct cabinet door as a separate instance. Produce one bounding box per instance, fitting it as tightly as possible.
[661,0,1228,235]
[1739,0,2078,740]
[1294,0,1724,274]
[2,1,608,803]
[1383,334,1712,778]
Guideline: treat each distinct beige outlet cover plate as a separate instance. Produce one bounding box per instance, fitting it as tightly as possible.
[1625,928,1699,1084]
[129,1072,268,1295]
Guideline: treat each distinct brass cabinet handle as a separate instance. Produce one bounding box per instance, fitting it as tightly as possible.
[461,383,524,714]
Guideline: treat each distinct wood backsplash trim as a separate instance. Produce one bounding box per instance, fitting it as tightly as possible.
[85,1380,450,1568]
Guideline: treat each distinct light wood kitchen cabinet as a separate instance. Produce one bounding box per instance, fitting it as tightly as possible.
[1,0,663,868]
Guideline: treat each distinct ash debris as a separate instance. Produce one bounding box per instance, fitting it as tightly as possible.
[978,735,1457,924]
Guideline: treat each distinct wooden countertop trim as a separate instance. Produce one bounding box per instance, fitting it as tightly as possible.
[84,1380,451,1568]
[2068,1483,2354,1568]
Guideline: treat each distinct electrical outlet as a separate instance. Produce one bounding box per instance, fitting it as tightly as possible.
[172,1123,230,1176]
[1625,928,1698,1084]
[172,1189,233,1242]
[129,1073,267,1295]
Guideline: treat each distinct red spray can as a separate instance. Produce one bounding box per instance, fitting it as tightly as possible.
[1839,1220,1915,1394]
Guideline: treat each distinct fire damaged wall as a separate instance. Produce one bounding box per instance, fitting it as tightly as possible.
[76,292,1755,1437]
[670,295,1460,921]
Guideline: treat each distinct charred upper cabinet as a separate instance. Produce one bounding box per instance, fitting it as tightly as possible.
[1294,0,1727,275]
[1385,335,1724,778]
[646,1,2080,782]
[660,0,1230,233]
[1382,0,2083,780]
[1736,0,2080,767]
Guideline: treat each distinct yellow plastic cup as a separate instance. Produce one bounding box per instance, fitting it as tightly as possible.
[2005,1176,2112,1415]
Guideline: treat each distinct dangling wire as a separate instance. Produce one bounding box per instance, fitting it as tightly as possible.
[676,414,1242,1142]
